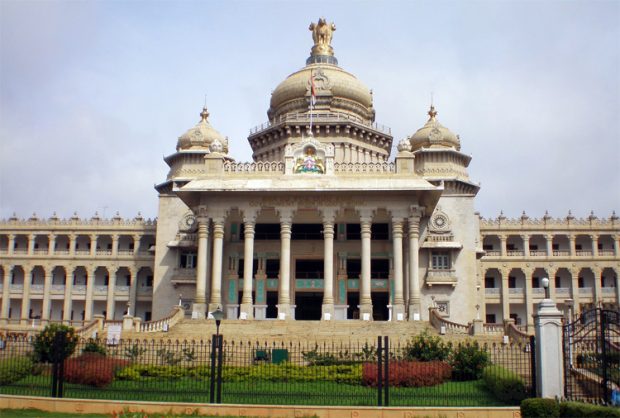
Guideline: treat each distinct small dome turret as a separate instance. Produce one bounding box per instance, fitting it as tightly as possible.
[409,106,460,151]
[177,106,229,153]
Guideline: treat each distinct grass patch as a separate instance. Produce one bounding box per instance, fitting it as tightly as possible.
[0,409,107,417]
[0,375,506,407]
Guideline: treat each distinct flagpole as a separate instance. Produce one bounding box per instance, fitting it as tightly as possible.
[309,70,314,136]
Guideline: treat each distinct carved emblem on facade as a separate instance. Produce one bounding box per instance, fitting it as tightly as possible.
[295,145,325,174]
[430,206,451,233]
[178,212,197,232]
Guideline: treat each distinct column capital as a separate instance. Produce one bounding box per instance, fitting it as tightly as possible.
[320,207,339,224]
[521,234,530,241]
[241,206,260,224]
[276,207,296,224]
[409,205,424,219]
[356,207,375,223]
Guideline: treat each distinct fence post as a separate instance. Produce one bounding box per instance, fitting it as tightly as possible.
[529,335,537,398]
[383,336,389,406]
[533,298,564,398]
[377,336,383,406]
[600,310,609,404]
[209,335,217,403]
[216,334,223,404]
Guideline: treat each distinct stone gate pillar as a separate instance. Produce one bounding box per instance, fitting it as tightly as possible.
[534,298,564,398]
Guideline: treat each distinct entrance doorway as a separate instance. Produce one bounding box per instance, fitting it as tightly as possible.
[295,292,322,320]
[347,292,359,319]
[371,292,389,321]
[266,291,278,319]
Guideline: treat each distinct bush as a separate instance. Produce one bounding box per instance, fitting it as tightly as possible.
[403,331,452,362]
[32,324,78,363]
[559,401,620,418]
[450,341,489,381]
[0,357,34,385]
[82,340,107,356]
[482,365,528,404]
[64,353,129,387]
[521,398,560,418]
[362,361,452,387]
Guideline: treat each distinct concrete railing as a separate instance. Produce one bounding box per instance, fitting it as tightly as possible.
[138,306,185,333]
[428,307,471,334]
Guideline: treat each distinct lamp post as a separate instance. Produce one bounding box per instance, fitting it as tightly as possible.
[210,306,225,337]
[542,277,550,299]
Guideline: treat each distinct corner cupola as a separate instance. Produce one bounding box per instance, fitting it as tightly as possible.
[177,106,229,153]
[409,105,460,151]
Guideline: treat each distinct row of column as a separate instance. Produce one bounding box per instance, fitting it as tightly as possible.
[192,205,424,320]
[495,267,620,328]
[0,264,139,324]
[2,233,149,256]
[496,234,619,257]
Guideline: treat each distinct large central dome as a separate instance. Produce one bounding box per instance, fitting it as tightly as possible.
[268,19,375,124]
[248,18,392,164]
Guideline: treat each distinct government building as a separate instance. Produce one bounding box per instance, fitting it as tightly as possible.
[1,20,618,332]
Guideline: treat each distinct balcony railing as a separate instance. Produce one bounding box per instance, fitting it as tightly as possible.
[30,284,44,294]
[485,250,500,256]
[509,287,524,295]
[556,287,570,295]
[578,287,593,296]
[599,250,615,256]
[73,285,86,293]
[507,250,524,257]
[94,286,108,295]
[51,285,65,293]
[532,288,545,296]
[602,287,617,295]
[10,284,23,293]
[575,250,593,256]
[115,286,130,295]
[484,288,500,295]
[552,250,570,256]
[529,250,547,256]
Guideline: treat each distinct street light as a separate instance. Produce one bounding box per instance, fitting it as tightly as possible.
[541,277,550,299]
[210,306,225,337]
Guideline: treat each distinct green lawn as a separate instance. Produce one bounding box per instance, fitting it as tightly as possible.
[0,376,508,407]
[0,410,284,418]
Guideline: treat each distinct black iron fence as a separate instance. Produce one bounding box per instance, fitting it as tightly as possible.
[564,308,620,404]
[0,333,536,407]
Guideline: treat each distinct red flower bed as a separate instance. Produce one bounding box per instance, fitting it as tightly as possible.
[64,353,129,387]
[362,360,452,387]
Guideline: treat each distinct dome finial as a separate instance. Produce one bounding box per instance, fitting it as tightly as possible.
[306,18,338,65]
[200,106,210,122]
[428,105,437,121]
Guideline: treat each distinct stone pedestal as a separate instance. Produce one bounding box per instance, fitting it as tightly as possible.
[471,319,484,335]
[408,304,421,321]
[239,303,254,319]
[277,303,291,320]
[534,298,564,398]
[321,303,334,320]
[192,302,207,319]
[359,304,373,321]
[122,314,134,332]
[392,304,405,321]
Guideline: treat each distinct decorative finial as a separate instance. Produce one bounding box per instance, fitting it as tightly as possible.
[611,210,619,221]
[200,106,209,122]
[428,105,437,121]
[308,18,336,57]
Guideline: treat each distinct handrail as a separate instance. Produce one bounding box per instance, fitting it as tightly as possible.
[428,307,471,334]
[139,306,185,333]
[76,319,100,338]
[505,321,530,343]
[223,161,285,173]
[333,162,395,173]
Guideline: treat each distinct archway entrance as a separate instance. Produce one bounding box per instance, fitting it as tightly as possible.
[371,292,389,321]
[295,292,322,320]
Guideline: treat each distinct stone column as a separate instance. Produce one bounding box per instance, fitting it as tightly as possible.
[240,208,259,319]
[28,234,35,255]
[128,267,138,316]
[1,265,12,324]
[48,234,55,256]
[534,298,564,398]
[69,235,76,256]
[524,268,533,330]
[111,235,119,257]
[593,267,602,306]
[391,217,405,320]
[106,265,117,320]
[277,208,294,319]
[570,267,581,312]
[321,208,338,320]
[615,268,620,307]
[41,267,52,323]
[90,234,97,256]
[133,234,141,255]
[569,235,576,257]
[359,208,374,319]
[500,235,507,257]
[501,268,510,322]
[208,216,225,313]
[63,266,74,323]
[548,267,557,301]
[193,217,210,318]
[522,235,530,257]
[614,235,619,257]
[344,144,351,162]
[408,207,422,320]
[591,235,598,257]
[20,266,32,325]
[7,235,14,256]
[84,266,95,321]
[545,234,553,256]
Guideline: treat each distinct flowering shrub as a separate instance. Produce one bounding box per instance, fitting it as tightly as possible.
[32,324,78,363]
[362,360,452,387]
[64,353,129,387]
[403,331,452,362]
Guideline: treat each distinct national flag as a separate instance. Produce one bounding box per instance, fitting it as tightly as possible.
[310,70,317,108]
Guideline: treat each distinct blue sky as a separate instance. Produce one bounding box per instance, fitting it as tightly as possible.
[1,0,619,220]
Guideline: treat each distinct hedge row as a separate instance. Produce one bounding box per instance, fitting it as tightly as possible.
[521,398,620,418]
[482,365,527,404]
[116,362,363,384]
[362,361,452,388]
[0,357,34,385]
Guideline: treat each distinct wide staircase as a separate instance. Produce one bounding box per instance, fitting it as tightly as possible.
[119,318,504,345]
